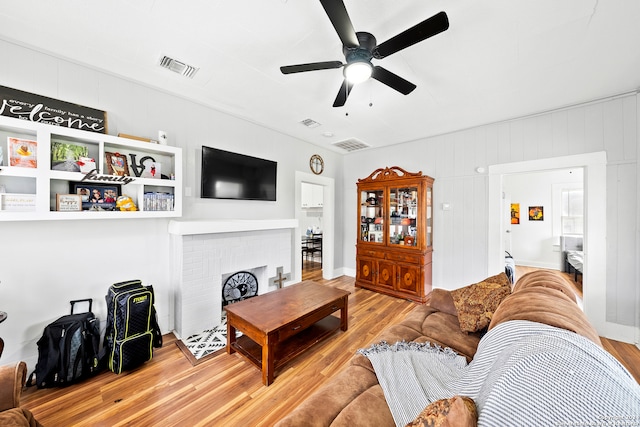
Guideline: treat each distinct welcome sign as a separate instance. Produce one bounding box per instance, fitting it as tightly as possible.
[0,85,107,134]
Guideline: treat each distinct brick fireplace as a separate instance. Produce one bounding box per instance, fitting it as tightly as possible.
[168,219,297,339]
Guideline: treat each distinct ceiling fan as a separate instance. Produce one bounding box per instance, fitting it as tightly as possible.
[280,0,449,107]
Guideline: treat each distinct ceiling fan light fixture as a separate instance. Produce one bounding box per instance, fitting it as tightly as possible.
[344,61,372,84]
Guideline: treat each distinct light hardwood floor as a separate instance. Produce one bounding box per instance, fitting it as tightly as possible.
[20,268,639,426]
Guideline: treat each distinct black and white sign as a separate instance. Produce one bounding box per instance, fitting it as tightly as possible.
[0,85,107,134]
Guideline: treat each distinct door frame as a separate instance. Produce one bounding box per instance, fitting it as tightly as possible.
[488,152,611,337]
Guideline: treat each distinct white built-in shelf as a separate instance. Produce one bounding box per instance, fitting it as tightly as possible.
[0,115,182,221]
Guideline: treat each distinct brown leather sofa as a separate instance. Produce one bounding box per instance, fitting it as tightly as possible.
[276,270,601,427]
[0,339,43,427]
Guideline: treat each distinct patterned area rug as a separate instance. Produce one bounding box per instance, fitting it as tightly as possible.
[179,313,242,364]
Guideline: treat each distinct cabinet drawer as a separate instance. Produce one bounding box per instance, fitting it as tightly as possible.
[386,252,422,264]
[358,248,385,259]
[277,299,345,342]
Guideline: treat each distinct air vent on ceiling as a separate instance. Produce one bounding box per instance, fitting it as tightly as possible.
[300,118,321,128]
[332,138,370,152]
[159,55,199,78]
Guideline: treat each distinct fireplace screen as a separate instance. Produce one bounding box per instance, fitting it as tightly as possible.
[222,271,258,306]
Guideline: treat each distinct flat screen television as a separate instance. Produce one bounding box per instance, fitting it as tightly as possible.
[201,146,277,201]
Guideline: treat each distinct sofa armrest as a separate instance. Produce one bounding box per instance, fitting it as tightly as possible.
[0,361,27,411]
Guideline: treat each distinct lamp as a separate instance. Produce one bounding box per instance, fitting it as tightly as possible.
[344,60,372,84]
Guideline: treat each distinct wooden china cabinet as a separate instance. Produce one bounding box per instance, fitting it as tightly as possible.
[355,166,434,303]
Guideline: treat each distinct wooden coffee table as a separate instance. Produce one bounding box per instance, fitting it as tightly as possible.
[226,280,349,386]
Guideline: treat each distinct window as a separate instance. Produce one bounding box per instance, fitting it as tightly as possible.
[561,189,583,235]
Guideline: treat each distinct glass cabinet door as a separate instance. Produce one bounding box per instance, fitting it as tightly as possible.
[359,189,384,243]
[388,186,418,247]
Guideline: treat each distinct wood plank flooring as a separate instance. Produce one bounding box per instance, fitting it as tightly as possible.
[20,269,639,426]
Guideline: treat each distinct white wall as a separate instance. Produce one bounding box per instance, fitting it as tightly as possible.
[503,168,583,269]
[0,40,344,367]
[343,93,638,342]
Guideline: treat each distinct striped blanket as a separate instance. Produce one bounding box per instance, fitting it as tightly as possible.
[359,320,640,427]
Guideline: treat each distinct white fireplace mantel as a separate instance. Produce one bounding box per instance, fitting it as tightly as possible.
[168,219,298,235]
[169,218,298,339]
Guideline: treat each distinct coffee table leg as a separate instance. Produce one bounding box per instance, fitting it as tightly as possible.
[227,320,237,354]
[340,296,349,331]
[263,338,275,386]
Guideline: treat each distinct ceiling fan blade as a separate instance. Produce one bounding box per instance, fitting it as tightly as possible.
[280,61,344,74]
[333,79,354,107]
[373,11,449,59]
[371,66,416,95]
[319,0,360,48]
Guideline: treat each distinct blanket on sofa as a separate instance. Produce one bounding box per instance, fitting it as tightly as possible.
[360,320,640,427]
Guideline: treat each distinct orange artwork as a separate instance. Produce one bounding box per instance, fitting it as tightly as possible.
[510,203,520,224]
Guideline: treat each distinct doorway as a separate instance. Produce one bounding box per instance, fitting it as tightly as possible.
[488,152,607,334]
[294,171,335,282]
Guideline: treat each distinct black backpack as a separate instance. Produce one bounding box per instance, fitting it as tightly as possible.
[29,299,101,388]
[102,279,162,374]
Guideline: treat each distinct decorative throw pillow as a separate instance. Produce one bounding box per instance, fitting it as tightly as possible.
[405,396,478,427]
[428,288,457,316]
[450,273,511,333]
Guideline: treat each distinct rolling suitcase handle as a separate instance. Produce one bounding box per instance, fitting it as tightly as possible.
[70,298,93,314]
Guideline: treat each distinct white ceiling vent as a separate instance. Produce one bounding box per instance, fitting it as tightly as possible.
[332,138,370,152]
[300,118,321,128]
[159,55,199,78]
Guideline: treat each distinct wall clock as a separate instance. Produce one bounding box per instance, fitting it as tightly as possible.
[222,271,258,306]
[309,154,324,175]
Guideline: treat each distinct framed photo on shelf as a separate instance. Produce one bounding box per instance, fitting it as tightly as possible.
[69,182,121,211]
[56,194,82,212]
[7,137,37,168]
[51,142,89,172]
[105,152,130,176]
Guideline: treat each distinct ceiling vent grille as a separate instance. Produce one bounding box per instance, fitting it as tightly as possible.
[300,118,321,128]
[332,138,370,152]
[159,55,199,78]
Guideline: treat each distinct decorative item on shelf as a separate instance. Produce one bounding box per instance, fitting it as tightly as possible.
[143,192,174,211]
[128,154,157,177]
[7,137,37,168]
[0,85,107,134]
[116,195,137,211]
[51,142,90,172]
[105,152,130,176]
[158,130,168,145]
[117,133,155,143]
[70,182,121,211]
[141,160,161,179]
[77,156,96,173]
[55,194,82,212]
[404,236,415,246]
[0,193,36,211]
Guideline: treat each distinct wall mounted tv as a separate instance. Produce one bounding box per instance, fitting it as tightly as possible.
[201,146,277,201]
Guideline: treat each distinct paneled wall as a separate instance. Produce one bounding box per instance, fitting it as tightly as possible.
[343,93,638,334]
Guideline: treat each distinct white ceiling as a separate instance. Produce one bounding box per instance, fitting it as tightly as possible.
[1,0,639,153]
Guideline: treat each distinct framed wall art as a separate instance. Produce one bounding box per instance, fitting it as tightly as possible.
[510,203,520,224]
[528,206,544,221]
[70,182,121,210]
[105,152,130,176]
